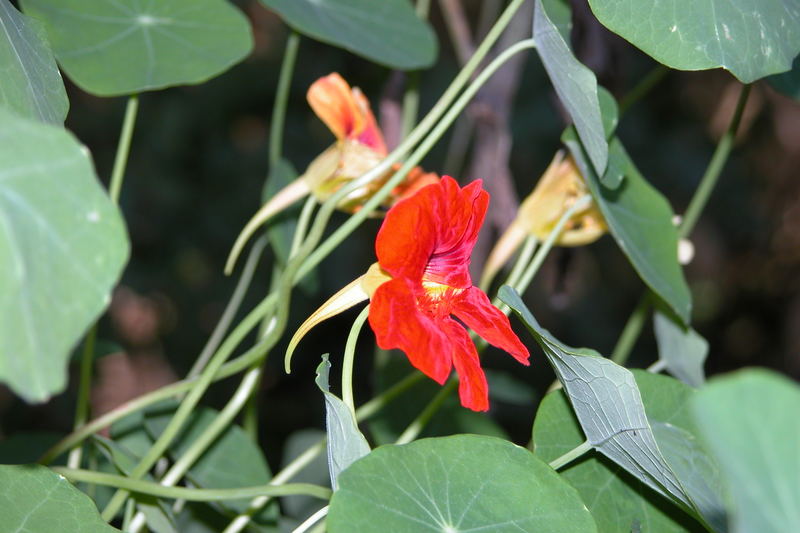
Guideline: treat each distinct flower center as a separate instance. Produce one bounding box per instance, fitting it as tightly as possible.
[418,280,466,318]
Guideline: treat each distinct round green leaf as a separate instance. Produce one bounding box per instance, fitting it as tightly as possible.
[588,0,800,83]
[0,464,120,532]
[0,0,68,123]
[259,0,437,70]
[0,108,129,402]
[328,435,598,533]
[20,0,254,96]
[691,369,800,533]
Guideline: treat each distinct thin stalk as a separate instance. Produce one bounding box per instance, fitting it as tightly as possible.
[269,32,300,166]
[396,379,457,445]
[294,505,329,533]
[128,367,264,533]
[67,327,96,469]
[109,95,139,204]
[290,196,318,257]
[299,38,537,283]
[610,293,650,365]
[548,440,592,470]
[502,236,538,290]
[53,468,331,501]
[402,72,421,139]
[647,359,667,373]
[679,84,751,238]
[619,65,668,116]
[188,236,268,379]
[343,306,370,416]
[121,500,136,531]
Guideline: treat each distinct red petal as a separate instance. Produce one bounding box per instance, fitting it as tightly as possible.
[452,287,530,365]
[368,278,452,384]
[443,318,489,411]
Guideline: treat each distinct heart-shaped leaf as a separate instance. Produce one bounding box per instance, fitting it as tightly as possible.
[0,108,129,402]
[259,0,437,70]
[0,0,68,123]
[588,0,800,83]
[20,0,253,96]
[328,435,598,532]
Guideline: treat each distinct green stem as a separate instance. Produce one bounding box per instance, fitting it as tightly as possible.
[53,468,331,502]
[647,359,667,373]
[618,65,668,116]
[298,38,537,283]
[396,379,457,445]
[269,32,300,167]
[295,505,329,533]
[290,195,318,257]
[343,306,370,416]
[67,326,96,469]
[679,84,751,238]
[402,72,421,140]
[121,499,135,531]
[548,440,592,470]
[108,95,139,204]
[502,236,538,290]
[610,293,650,365]
[187,236,268,379]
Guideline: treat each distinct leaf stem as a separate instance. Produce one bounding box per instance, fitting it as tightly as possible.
[67,326,96,469]
[293,505,329,533]
[395,379,458,445]
[679,84,751,238]
[269,32,300,167]
[610,293,650,365]
[53,467,331,501]
[618,65,668,116]
[548,439,592,470]
[108,95,139,204]
[343,306,370,416]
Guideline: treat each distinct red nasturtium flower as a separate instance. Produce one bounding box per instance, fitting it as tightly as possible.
[368,176,530,411]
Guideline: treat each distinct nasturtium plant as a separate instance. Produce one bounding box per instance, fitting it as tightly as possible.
[19,0,254,96]
[1,0,796,531]
[0,0,68,123]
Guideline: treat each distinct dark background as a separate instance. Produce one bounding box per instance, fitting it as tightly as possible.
[2,0,799,466]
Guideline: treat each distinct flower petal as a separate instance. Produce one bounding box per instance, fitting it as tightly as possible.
[443,318,489,411]
[452,287,530,365]
[368,278,452,383]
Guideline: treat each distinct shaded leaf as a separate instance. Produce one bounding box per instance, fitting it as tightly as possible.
[654,310,708,387]
[535,0,607,174]
[328,435,598,532]
[315,354,370,490]
[259,0,437,70]
[0,464,120,532]
[0,108,129,402]
[588,0,800,83]
[563,128,691,323]
[691,369,800,533]
[768,55,800,100]
[0,431,64,464]
[0,0,67,123]
[20,0,253,96]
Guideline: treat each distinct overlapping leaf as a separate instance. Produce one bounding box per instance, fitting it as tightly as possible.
[260,0,437,70]
[0,109,129,402]
[20,0,253,96]
[588,0,800,83]
[0,0,67,123]
[328,435,598,532]
[654,310,708,387]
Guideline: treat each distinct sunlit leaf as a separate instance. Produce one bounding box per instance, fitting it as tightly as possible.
[535,0,608,174]
[0,0,67,123]
[653,310,708,387]
[563,129,691,323]
[0,464,120,532]
[20,0,253,96]
[259,0,437,70]
[315,354,370,490]
[588,0,800,83]
[691,369,800,533]
[0,108,129,402]
[328,435,598,532]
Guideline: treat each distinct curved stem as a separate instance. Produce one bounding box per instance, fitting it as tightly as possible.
[548,440,592,470]
[188,236,268,379]
[109,95,139,204]
[395,379,457,445]
[269,32,300,167]
[610,293,650,365]
[53,468,331,502]
[679,84,751,238]
[343,306,370,416]
[293,505,329,533]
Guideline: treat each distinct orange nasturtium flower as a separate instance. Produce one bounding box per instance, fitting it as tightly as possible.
[288,177,530,411]
[225,73,437,274]
[482,150,607,285]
